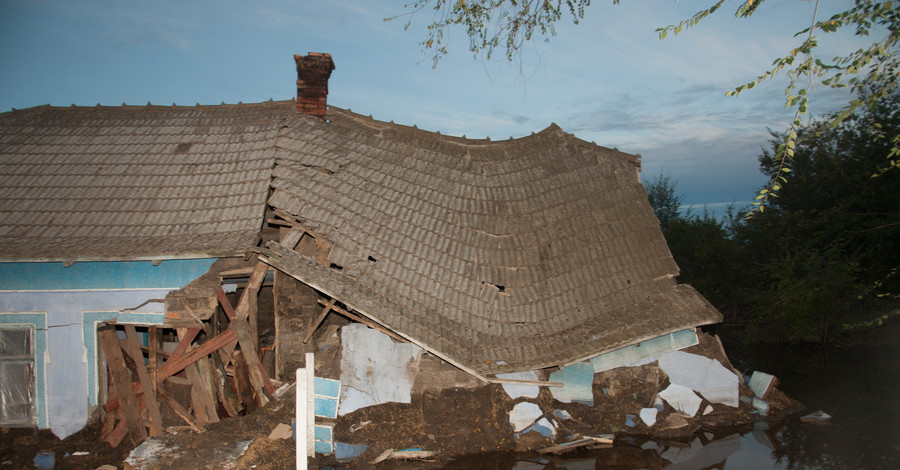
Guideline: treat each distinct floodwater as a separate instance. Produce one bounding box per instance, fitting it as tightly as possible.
[440,340,900,469]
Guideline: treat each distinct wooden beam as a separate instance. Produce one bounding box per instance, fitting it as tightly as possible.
[304,299,335,343]
[488,378,564,387]
[232,349,255,412]
[158,384,206,433]
[316,299,408,343]
[235,262,268,320]
[121,325,164,437]
[98,327,148,444]
[148,326,159,396]
[211,353,241,417]
[156,329,237,385]
[165,328,201,365]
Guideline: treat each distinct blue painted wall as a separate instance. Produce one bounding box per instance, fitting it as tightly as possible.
[0,258,217,439]
[0,259,217,291]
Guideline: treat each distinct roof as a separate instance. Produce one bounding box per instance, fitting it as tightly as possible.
[0,102,282,261]
[0,100,721,374]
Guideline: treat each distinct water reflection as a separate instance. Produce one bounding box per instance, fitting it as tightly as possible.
[439,341,899,469]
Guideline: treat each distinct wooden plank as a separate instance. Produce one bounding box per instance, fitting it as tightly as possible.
[186,356,219,424]
[305,352,315,455]
[316,299,408,343]
[234,262,268,320]
[155,328,237,385]
[281,227,305,250]
[296,368,309,470]
[157,384,206,433]
[304,299,335,343]
[215,287,236,320]
[105,417,129,448]
[148,326,158,396]
[121,325,164,437]
[165,328,201,365]
[232,349,255,412]
[211,352,241,417]
[98,327,148,443]
[489,378,564,387]
[231,314,273,403]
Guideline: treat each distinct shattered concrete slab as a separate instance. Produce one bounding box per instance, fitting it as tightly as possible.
[658,351,739,407]
[338,324,424,415]
[658,383,703,416]
[510,402,543,433]
[548,362,594,405]
[748,371,776,398]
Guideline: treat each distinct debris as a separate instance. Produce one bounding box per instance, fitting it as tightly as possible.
[640,407,658,426]
[32,452,54,469]
[800,410,833,425]
[69,451,89,457]
[268,423,292,440]
[497,371,541,398]
[658,351,739,407]
[348,420,371,432]
[510,402,544,433]
[748,371,776,399]
[548,362,594,405]
[334,442,368,462]
[338,324,423,415]
[658,384,703,416]
[625,414,636,427]
[537,435,614,454]
[371,448,436,462]
[752,398,770,416]
[530,418,557,438]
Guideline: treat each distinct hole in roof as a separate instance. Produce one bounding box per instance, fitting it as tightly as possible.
[367,256,377,262]
[329,263,343,271]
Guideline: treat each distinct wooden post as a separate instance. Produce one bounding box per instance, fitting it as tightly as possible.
[296,368,308,470]
[98,327,148,444]
[121,325,164,437]
[305,352,315,455]
[148,326,158,395]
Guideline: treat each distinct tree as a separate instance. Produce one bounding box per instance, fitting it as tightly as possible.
[643,172,684,231]
[394,0,899,212]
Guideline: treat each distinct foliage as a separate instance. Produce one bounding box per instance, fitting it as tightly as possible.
[388,0,598,67]
[395,0,900,213]
[643,172,683,231]
[647,88,900,343]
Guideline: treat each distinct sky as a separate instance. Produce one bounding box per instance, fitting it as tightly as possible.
[0,0,867,211]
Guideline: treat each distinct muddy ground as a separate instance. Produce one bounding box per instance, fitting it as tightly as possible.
[0,332,802,469]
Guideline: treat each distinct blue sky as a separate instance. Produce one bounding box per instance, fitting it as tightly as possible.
[0,0,863,210]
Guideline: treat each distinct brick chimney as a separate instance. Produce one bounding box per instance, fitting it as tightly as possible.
[294,52,335,119]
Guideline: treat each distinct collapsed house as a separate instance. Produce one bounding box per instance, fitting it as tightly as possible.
[0,53,754,456]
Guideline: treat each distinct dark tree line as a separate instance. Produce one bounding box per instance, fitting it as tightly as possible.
[647,90,900,344]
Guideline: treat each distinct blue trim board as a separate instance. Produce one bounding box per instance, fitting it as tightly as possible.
[83,311,165,407]
[0,312,49,428]
[0,259,217,291]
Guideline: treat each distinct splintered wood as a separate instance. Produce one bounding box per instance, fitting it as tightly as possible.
[98,261,274,447]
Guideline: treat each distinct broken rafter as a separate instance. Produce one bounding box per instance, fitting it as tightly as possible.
[156,329,237,385]
[315,298,407,343]
[304,298,335,343]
